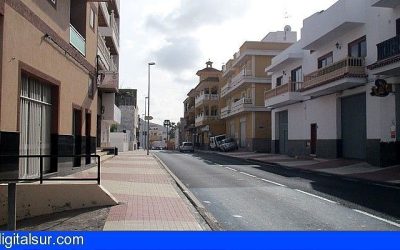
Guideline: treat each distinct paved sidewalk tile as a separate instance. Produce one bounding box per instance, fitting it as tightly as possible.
[75,151,203,231]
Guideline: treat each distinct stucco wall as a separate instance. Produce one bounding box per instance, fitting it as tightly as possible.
[0,2,98,135]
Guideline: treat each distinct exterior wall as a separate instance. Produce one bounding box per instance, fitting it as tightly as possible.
[0,1,98,175]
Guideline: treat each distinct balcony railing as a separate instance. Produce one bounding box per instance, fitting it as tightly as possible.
[221,98,253,119]
[195,94,219,105]
[264,82,303,101]
[98,34,111,69]
[195,115,218,125]
[303,57,365,89]
[70,24,86,56]
[110,11,120,45]
[377,35,400,61]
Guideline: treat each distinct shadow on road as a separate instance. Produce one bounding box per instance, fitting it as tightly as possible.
[159,150,400,219]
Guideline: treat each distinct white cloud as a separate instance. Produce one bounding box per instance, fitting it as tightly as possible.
[120,0,338,125]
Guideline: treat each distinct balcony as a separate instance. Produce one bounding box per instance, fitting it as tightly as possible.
[102,93,121,124]
[221,98,269,119]
[369,35,400,75]
[98,34,111,70]
[195,94,219,106]
[98,71,119,93]
[195,114,218,127]
[221,70,270,98]
[70,24,85,56]
[377,36,400,61]
[302,57,367,97]
[98,11,119,55]
[264,82,306,109]
[371,0,400,8]
[301,0,366,50]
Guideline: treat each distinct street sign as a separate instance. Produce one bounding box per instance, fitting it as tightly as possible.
[145,116,153,121]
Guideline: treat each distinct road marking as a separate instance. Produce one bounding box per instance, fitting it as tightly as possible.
[225,167,238,172]
[295,189,337,204]
[239,172,257,178]
[353,209,400,228]
[373,183,400,190]
[232,215,243,218]
[203,201,211,204]
[260,178,286,187]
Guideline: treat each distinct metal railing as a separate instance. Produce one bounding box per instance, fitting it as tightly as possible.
[264,82,303,100]
[377,35,400,61]
[0,155,101,185]
[110,11,120,45]
[70,24,86,56]
[98,34,111,69]
[303,57,365,89]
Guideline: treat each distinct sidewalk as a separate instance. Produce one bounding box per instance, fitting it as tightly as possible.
[216,151,400,186]
[75,151,204,231]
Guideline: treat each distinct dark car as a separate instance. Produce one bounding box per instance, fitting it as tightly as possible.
[219,138,238,152]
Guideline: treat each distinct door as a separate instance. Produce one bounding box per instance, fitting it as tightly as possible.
[85,113,91,164]
[342,94,367,160]
[240,121,246,148]
[19,76,52,178]
[310,124,317,155]
[278,111,289,154]
[73,109,82,167]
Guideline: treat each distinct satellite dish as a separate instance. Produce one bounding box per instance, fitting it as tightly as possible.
[284,25,292,32]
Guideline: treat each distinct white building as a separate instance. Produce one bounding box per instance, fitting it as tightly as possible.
[265,0,399,167]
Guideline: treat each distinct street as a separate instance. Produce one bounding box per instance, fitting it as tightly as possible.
[154,151,400,231]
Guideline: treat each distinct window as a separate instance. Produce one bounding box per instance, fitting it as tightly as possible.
[348,36,366,58]
[276,76,283,86]
[88,76,94,99]
[291,67,303,83]
[397,18,400,36]
[89,8,95,30]
[318,52,333,69]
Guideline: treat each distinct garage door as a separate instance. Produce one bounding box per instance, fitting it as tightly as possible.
[341,94,366,160]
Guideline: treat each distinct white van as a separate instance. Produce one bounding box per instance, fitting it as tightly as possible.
[209,134,226,151]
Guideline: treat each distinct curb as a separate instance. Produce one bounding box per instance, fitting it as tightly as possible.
[152,153,223,231]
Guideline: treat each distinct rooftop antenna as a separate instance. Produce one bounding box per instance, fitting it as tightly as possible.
[283,9,292,41]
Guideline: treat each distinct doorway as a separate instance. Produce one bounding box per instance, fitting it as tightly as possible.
[240,121,246,148]
[19,75,52,178]
[73,109,82,167]
[310,124,317,155]
[278,111,288,154]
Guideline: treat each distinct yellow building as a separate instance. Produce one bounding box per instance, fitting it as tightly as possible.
[0,0,103,178]
[192,61,225,149]
[220,31,296,152]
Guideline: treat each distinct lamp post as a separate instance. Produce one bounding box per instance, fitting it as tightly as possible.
[144,97,148,151]
[147,62,155,156]
[163,120,171,149]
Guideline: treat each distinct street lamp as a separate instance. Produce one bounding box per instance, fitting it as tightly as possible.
[163,119,171,149]
[147,62,156,155]
[144,97,148,151]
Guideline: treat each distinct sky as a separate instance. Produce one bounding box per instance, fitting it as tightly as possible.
[119,0,338,125]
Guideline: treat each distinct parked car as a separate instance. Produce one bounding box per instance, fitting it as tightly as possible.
[220,138,238,152]
[179,142,194,153]
[209,134,226,151]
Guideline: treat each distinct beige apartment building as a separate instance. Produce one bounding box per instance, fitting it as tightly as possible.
[220,30,296,152]
[0,0,104,179]
[192,61,225,149]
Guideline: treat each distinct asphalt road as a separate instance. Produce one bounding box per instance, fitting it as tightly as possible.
[154,151,400,231]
